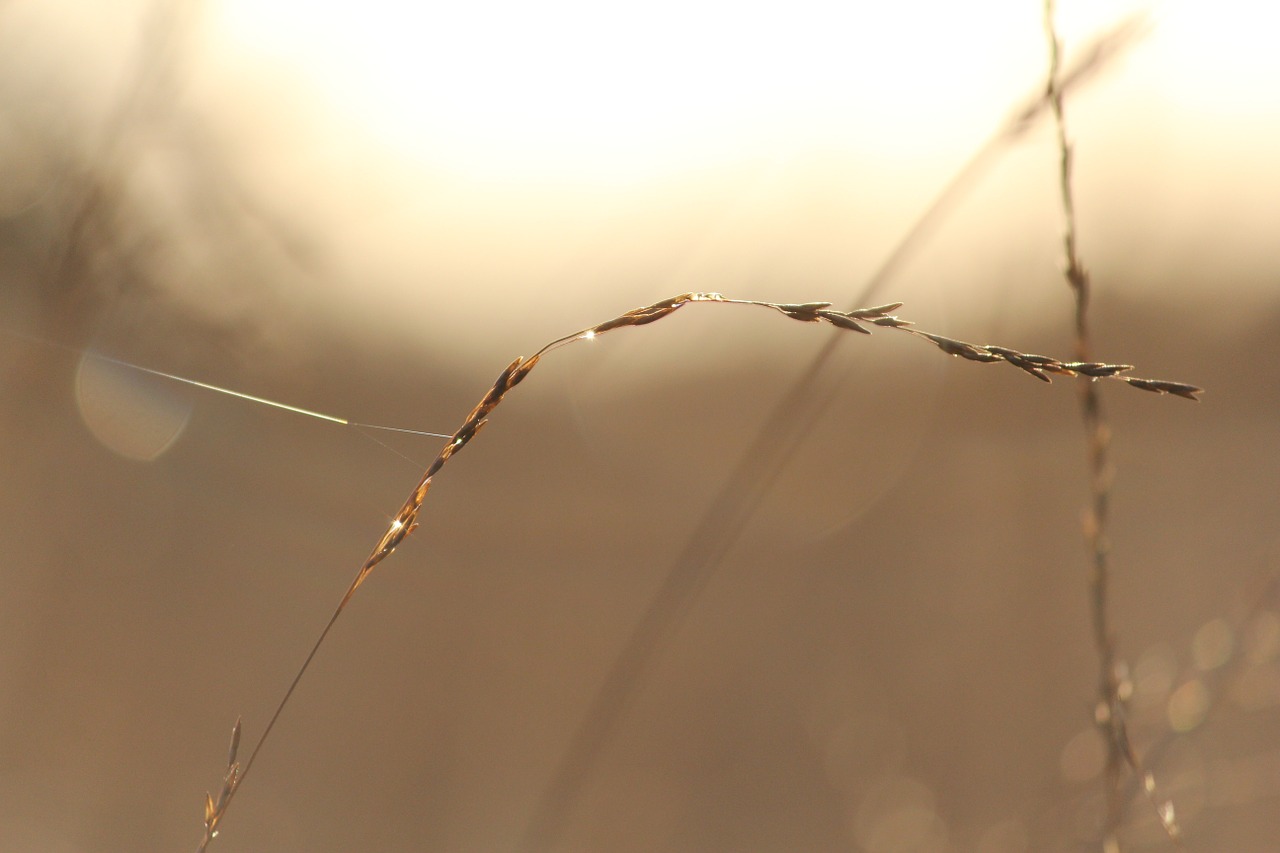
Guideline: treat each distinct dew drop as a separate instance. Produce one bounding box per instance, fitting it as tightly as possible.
[1191,618,1234,671]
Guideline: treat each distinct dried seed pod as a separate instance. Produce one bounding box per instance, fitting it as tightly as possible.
[983,346,1054,381]
[627,304,683,327]
[1123,377,1161,394]
[215,768,237,812]
[1123,377,1203,400]
[632,294,694,321]
[1012,361,1052,382]
[1065,362,1133,378]
[847,302,904,318]
[777,301,832,312]
[591,316,630,335]
[655,293,695,310]
[509,354,541,387]
[481,358,524,404]
[1018,353,1058,366]
[816,310,871,334]
[451,417,485,450]
[426,450,450,478]
[921,332,999,362]
[227,719,241,768]
[775,302,832,322]
[1163,383,1203,401]
[593,300,682,333]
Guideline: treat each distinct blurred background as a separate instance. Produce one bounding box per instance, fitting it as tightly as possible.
[1,1,1279,851]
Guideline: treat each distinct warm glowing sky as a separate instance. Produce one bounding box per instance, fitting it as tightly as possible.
[11,0,1276,350]
[188,1,1280,343]
[203,1,1278,175]
[205,0,1084,181]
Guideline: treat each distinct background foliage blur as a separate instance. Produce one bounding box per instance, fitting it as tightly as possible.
[1,1,1278,851]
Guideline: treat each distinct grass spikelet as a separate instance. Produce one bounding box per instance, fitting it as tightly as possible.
[917,332,1000,362]
[1121,377,1204,400]
[848,302,905,318]
[772,301,834,322]
[984,345,1053,382]
[815,310,871,334]
[1063,362,1134,378]
[197,718,244,852]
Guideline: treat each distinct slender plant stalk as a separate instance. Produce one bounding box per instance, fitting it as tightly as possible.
[195,291,1197,851]
[1042,4,1182,848]
[1041,3,1124,844]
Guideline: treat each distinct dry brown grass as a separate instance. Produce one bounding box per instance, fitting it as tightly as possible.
[0,5,1237,851]
[195,288,1198,851]
[184,12,1215,851]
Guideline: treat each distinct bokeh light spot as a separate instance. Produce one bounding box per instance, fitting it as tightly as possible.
[1166,678,1210,733]
[1059,726,1105,783]
[852,775,948,853]
[1191,617,1234,671]
[976,817,1029,853]
[1244,611,1280,665]
[1132,643,1176,708]
[75,353,193,461]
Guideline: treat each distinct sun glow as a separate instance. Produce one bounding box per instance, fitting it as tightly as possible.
[206,1,1037,183]
[192,0,1280,338]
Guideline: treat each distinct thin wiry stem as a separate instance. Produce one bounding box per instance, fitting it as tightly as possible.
[1043,4,1181,848]
[1043,3,1123,844]
[196,291,1196,850]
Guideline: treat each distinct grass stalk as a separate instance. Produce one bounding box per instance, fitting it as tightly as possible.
[1042,4,1182,847]
[195,292,1196,850]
